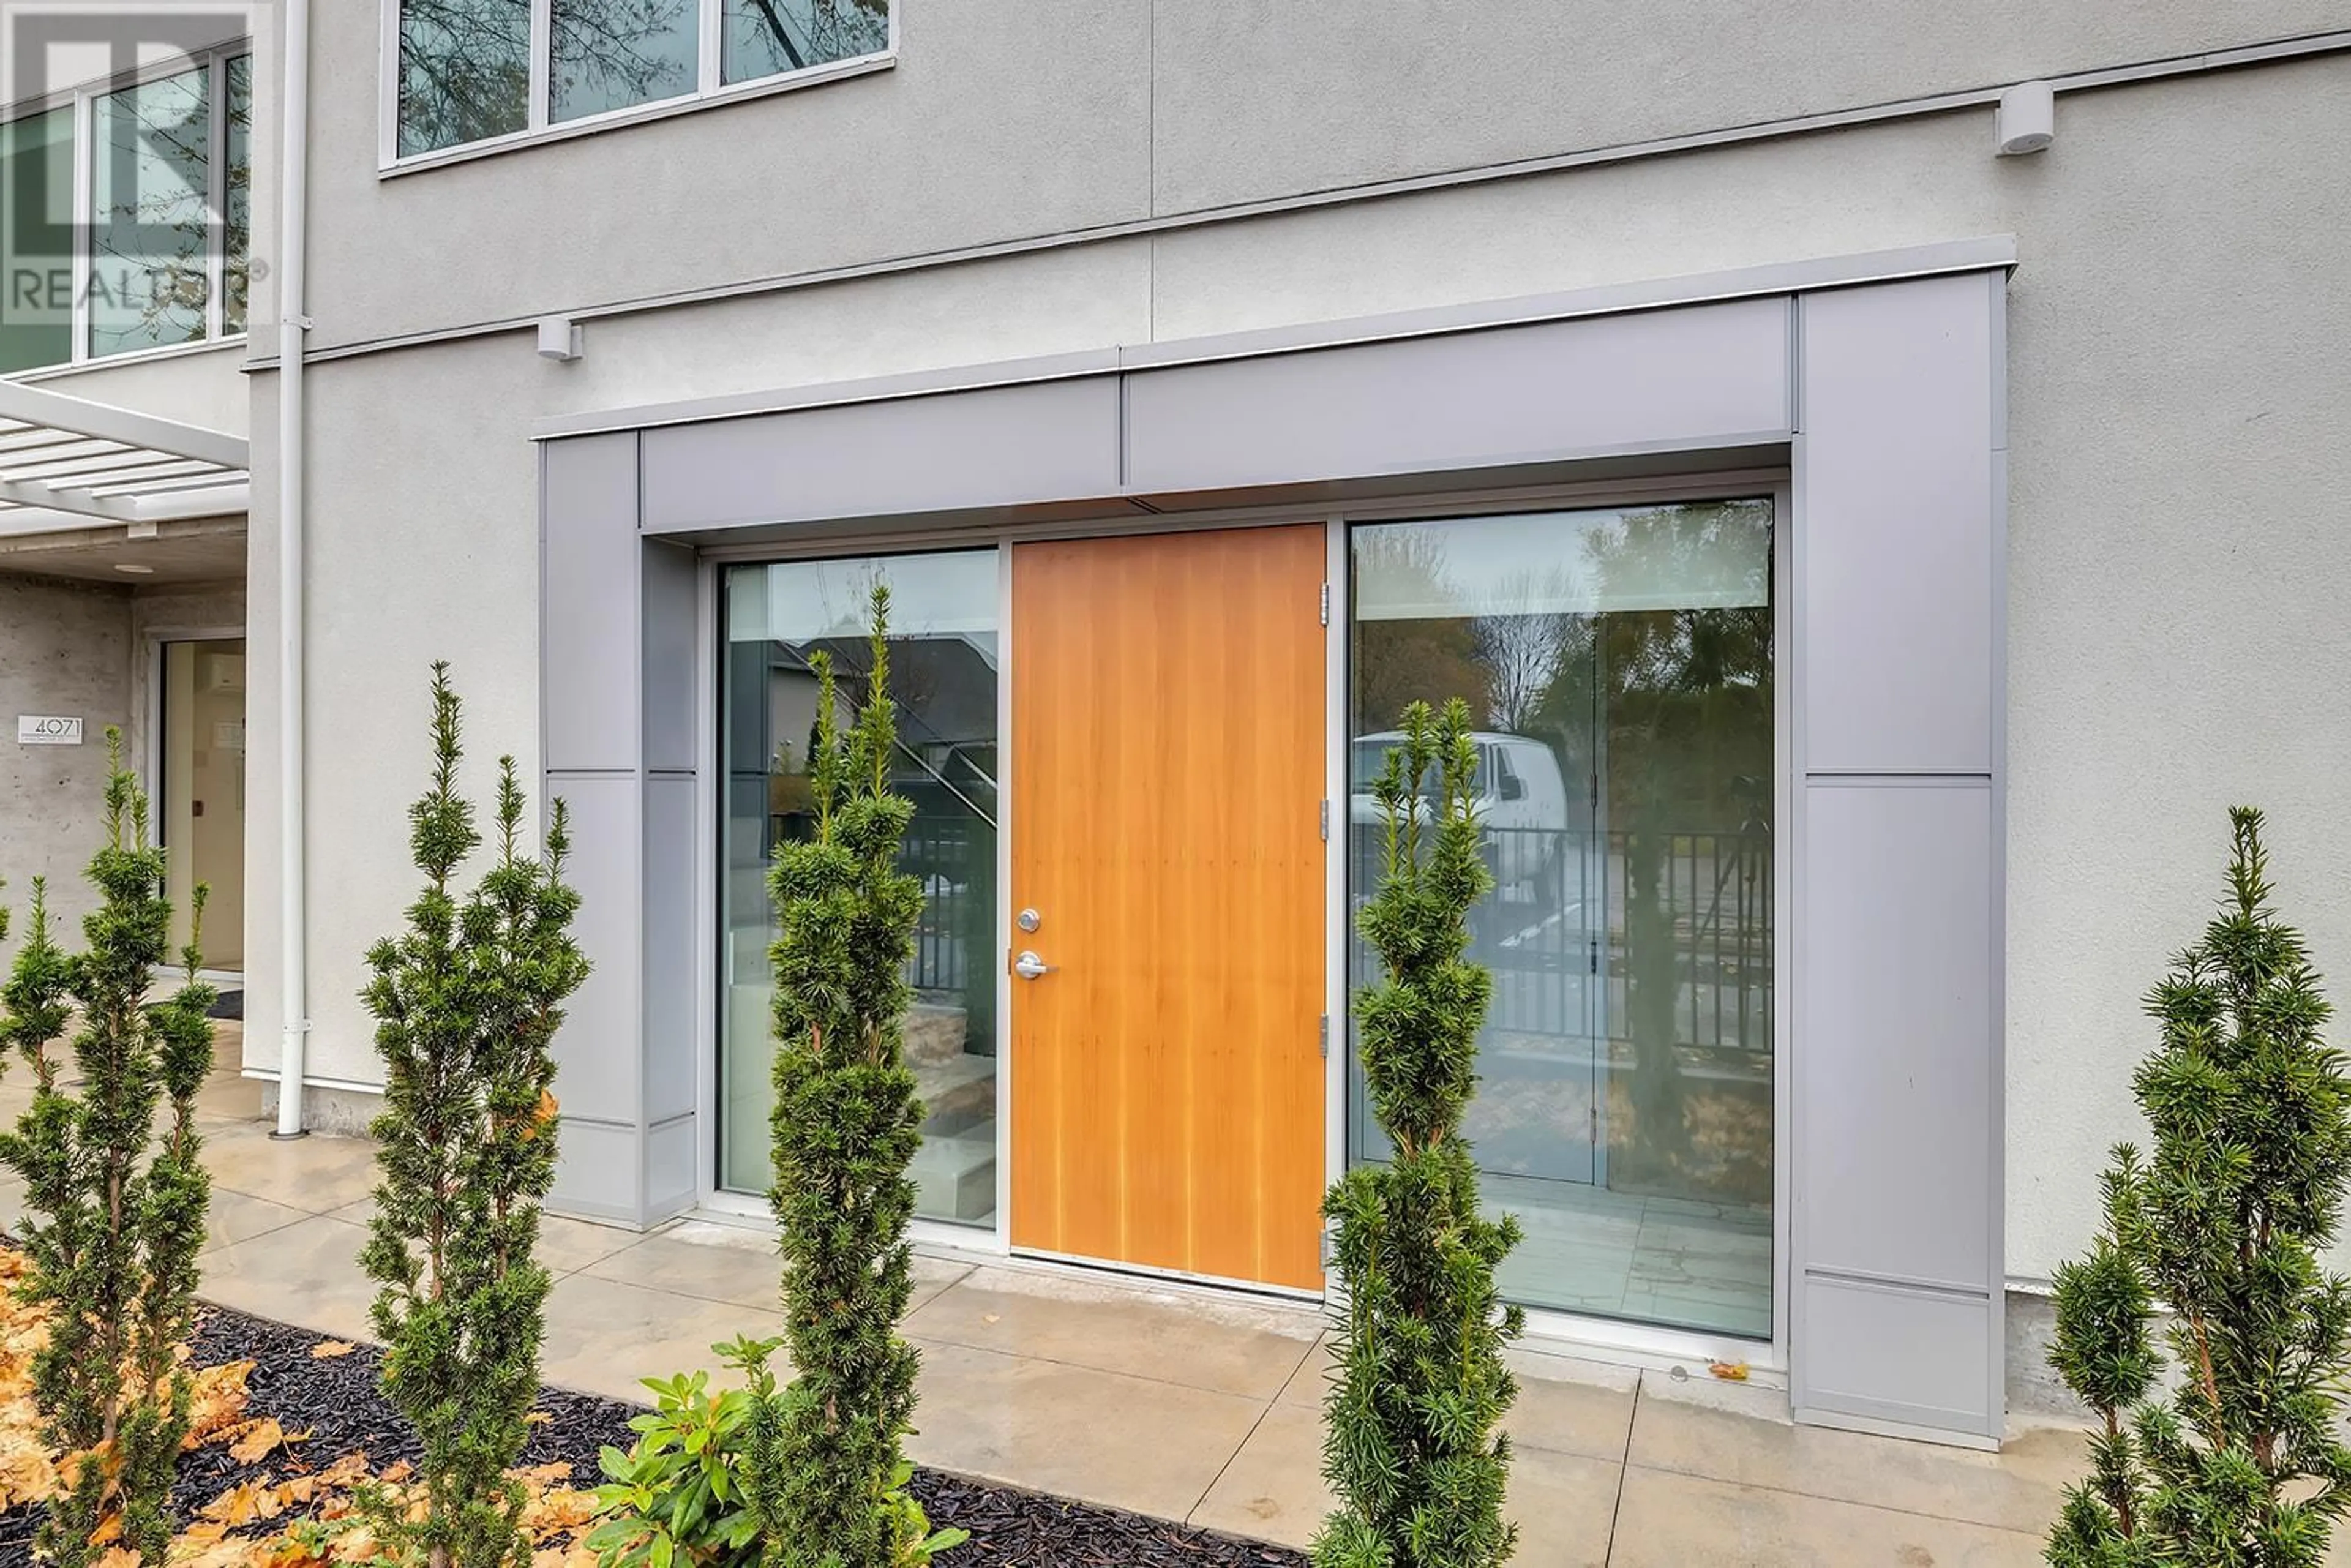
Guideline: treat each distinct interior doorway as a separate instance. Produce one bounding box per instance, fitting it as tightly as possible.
[159,637,246,972]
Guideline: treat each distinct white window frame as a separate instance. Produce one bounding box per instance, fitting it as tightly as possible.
[0,41,253,378]
[377,0,898,178]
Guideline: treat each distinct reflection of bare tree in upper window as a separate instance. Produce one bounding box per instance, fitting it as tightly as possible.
[398,0,530,156]
[552,0,698,122]
[722,0,889,85]
[224,56,252,335]
[91,69,209,356]
[1470,571,1583,733]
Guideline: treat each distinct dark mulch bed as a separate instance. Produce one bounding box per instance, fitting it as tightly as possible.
[0,1304,1308,1567]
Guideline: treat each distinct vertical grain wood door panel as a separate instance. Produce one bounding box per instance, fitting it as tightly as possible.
[1010,524,1326,1291]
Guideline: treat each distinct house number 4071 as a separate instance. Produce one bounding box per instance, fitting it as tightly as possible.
[17,716,84,745]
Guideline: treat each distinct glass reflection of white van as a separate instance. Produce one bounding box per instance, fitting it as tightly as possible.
[1349,731,1572,896]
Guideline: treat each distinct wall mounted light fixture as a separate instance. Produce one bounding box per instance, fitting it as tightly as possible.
[1997,81,2055,156]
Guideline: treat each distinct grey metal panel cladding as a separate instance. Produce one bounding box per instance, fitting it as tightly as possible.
[1799,1274,1997,1432]
[639,379,1123,533]
[642,540,697,772]
[546,773,643,1125]
[641,775,699,1126]
[543,434,642,773]
[1122,298,1791,494]
[1791,272,2003,1442]
[550,1119,644,1223]
[1799,780,1995,1291]
[1798,276,1997,776]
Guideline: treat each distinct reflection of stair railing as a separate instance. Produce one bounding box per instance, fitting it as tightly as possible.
[1346,822,1772,1060]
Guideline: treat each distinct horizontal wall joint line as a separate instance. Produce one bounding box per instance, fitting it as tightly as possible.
[1803,1265,1992,1302]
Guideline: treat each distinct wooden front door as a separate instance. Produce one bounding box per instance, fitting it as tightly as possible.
[1009,525,1327,1290]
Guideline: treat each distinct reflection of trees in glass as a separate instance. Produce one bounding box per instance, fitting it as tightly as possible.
[1580,500,1772,1184]
[552,0,698,121]
[224,57,251,334]
[398,0,530,156]
[1470,569,1583,732]
[91,69,209,356]
[723,0,890,84]
[1351,528,1487,730]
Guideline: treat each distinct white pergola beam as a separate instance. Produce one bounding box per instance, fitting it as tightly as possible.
[0,380,247,471]
[0,473,140,523]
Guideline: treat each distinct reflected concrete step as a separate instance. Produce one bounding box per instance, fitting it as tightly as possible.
[904,1003,969,1068]
[912,1122,997,1223]
[917,1052,994,1133]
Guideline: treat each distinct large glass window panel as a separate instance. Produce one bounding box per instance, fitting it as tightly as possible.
[223,56,252,335]
[721,0,889,86]
[0,107,73,372]
[721,552,1000,1226]
[397,0,530,156]
[1349,500,1774,1339]
[89,67,210,357]
[552,0,699,122]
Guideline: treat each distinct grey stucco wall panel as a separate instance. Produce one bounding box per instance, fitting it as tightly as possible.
[1123,298,1791,494]
[303,0,1152,348]
[1148,2,2346,214]
[1799,276,1997,775]
[640,379,1123,532]
[543,434,642,774]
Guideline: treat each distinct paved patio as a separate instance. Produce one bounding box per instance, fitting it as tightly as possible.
[0,1024,2104,1565]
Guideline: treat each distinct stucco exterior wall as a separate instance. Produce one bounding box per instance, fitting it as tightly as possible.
[241,50,2351,1308]
[294,2,2346,350]
[0,574,132,935]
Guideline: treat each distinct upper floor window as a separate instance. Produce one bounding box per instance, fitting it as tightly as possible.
[0,48,252,375]
[394,0,891,161]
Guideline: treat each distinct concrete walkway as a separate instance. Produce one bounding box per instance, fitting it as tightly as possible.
[6,1027,2098,1566]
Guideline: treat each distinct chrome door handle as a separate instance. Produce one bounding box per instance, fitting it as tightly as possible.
[1013,950,1055,980]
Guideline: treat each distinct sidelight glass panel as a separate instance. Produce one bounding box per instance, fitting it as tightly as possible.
[721,552,1000,1225]
[89,67,210,356]
[721,0,890,86]
[552,0,699,122]
[1349,500,1775,1338]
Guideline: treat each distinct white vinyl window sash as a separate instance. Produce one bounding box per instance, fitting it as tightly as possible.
[384,0,895,170]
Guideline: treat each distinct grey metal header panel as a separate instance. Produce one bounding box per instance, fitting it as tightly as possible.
[531,238,2015,443]
[631,294,1798,536]
[1125,299,1789,494]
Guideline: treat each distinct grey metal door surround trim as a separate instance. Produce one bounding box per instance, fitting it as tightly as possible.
[538,259,2009,1444]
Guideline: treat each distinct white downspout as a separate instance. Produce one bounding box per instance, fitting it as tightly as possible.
[272,0,312,1139]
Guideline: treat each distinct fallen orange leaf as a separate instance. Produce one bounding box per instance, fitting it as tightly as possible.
[309,1341,356,1360]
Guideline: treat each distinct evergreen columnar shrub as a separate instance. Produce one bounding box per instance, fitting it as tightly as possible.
[361,664,590,1568]
[2046,807,2351,1567]
[747,583,961,1568]
[0,734,217,1568]
[1318,699,1524,1568]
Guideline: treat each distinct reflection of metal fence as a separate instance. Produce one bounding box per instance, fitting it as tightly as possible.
[770,805,996,1052]
[1348,824,1773,1058]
